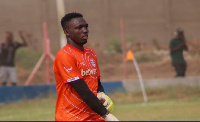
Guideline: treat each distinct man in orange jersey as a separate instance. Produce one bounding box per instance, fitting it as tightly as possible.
[53,12,119,121]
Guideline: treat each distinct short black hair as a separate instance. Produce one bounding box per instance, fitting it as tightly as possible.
[61,12,83,30]
[176,28,184,34]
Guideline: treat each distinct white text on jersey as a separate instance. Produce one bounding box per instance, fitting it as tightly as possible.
[81,69,97,76]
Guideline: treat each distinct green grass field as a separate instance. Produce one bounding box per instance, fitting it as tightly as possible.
[0,85,200,121]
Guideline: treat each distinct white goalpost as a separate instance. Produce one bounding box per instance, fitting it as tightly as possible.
[56,0,67,48]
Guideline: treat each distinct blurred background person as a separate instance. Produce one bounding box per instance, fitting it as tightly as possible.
[0,31,27,86]
[170,28,188,77]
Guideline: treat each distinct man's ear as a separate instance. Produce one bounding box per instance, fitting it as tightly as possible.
[64,30,70,37]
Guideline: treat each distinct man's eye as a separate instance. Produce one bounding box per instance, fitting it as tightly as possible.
[75,26,81,29]
[76,26,82,30]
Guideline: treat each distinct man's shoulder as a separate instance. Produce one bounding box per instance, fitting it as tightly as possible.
[11,41,20,44]
[56,46,72,57]
[173,37,181,41]
[170,38,179,44]
[171,38,177,41]
[12,41,23,47]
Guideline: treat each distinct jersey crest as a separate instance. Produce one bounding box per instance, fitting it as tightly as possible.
[90,58,96,67]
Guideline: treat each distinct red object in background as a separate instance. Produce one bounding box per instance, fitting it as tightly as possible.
[25,22,55,85]
[120,17,127,81]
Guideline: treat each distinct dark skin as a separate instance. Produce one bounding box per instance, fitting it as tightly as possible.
[3,31,27,49]
[64,17,89,51]
[170,32,188,54]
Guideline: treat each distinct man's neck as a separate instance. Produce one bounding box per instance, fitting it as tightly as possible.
[67,40,84,51]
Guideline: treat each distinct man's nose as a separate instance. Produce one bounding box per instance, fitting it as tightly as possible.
[82,27,88,33]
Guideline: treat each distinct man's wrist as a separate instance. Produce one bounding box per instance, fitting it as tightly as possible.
[102,111,109,119]
[104,113,119,121]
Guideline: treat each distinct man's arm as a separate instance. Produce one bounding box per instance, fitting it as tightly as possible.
[69,78,108,117]
[170,43,184,53]
[181,35,188,51]
[97,79,105,93]
[171,34,188,54]
[170,39,187,54]
[69,80,119,121]
[19,31,27,46]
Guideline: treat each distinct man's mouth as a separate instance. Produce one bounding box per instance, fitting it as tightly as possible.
[82,35,88,40]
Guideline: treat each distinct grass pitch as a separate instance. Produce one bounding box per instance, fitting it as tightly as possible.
[0,85,200,121]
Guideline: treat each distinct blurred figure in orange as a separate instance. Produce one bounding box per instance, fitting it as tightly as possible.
[0,31,27,86]
[169,28,188,77]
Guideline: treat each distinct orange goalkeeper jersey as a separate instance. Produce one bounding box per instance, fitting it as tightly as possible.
[53,44,105,121]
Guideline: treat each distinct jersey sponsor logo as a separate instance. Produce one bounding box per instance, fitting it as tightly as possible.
[67,76,80,82]
[81,69,97,76]
[90,58,96,67]
[64,67,72,72]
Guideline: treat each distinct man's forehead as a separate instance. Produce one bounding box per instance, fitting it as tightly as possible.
[69,17,88,26]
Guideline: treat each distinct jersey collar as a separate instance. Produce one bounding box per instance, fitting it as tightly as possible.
[66,44,85,53]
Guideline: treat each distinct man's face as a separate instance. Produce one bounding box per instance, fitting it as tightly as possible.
[177,32,184,40]
[65,17,89,45]
[5,32,13,43]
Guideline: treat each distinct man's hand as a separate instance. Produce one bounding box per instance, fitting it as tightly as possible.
[18,31,27,46]
[97,92,114,113]
[105,113,119,121]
